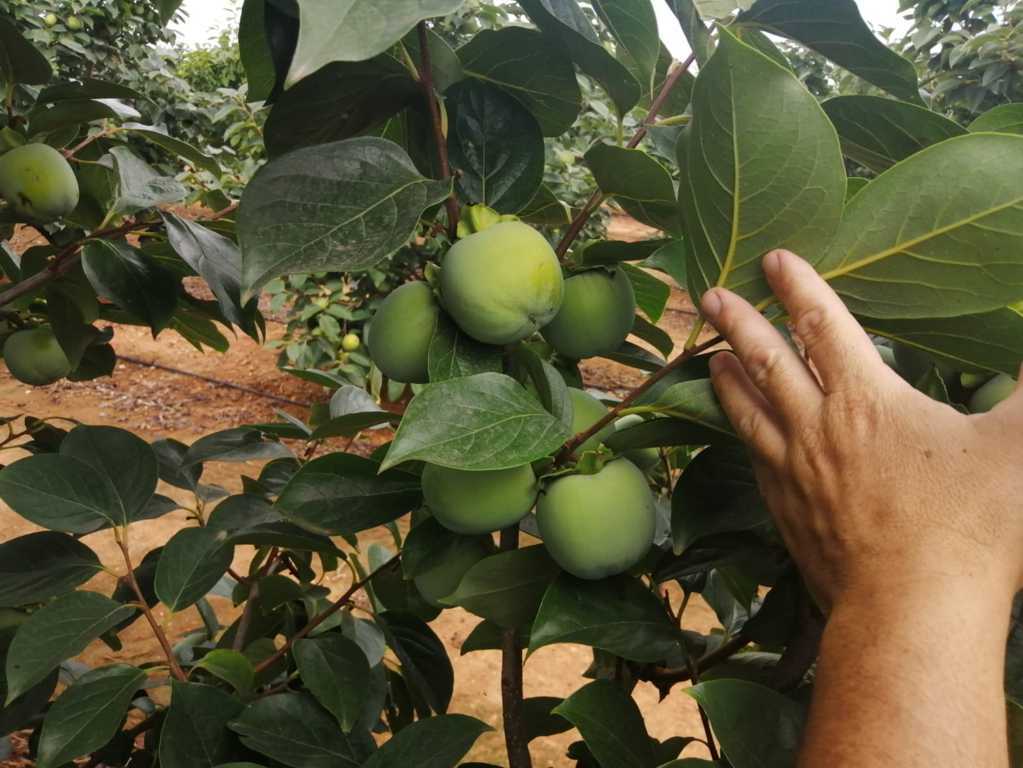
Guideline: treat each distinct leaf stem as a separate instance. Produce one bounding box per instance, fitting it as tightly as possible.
[499,525,533,768]
[416,21,459,239]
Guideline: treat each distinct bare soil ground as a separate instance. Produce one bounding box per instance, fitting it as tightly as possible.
[0,216,720,767]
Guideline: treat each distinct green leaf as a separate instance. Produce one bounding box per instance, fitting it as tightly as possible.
[294,636,371,732]
[586,143,679,234]
[124,123,221,176]
[286,0,465,87]
[404,28,464,93]
[309,389,397,440]
[155,528,234,612]
[519,184,571,227]
[695,0,754,18]
[680,28,845,307]
[377,612,453,715]
[621,263,670,323]
[687,679,805,768]
[361,714,491,768]
[0,453,121,533]
[594,0,661,92]
[647,379,735,437]
[159,681,244,768]
[737,0,921,103]
[239,0,276,103]
[0,532,102,607]
[39,79,143,102]
[276,453,421,535]
[239,137,449,299]
[428,314,503,383]
[446,80,545,214]
[580,239,668,267]
[0,17,52,85]
[818,134,1023,319]
[846,176,869,202]
[36,664,146,768]
[672,445,770,552]
[381,372,571,471]
[1009,699,1023,767]
[229,693,371,768]
[5,592,135,704]
[158,0,185,24]
[458,27,581,138]
[447,545,561,629]
[185,428,292,465]
[633,314,674,358]
[518,0,642,116]
[109,146,187,213]
[530,574,681,662]
[82,240,178,333]
[969,104,1023,135]
[28,99,140,137]
[606,415,724,451]
[60,425,158,525]
[863,305,1023,377]
[553,680,656,768]
[822,96,965,173]
[642,239,687,288]
[193,650,256,695]
[669,0,713,66]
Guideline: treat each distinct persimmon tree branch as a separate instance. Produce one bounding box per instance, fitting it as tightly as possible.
[555,53,697,260]
[499,525,533,768]
[417,21,459,239]
[639,632,750,697]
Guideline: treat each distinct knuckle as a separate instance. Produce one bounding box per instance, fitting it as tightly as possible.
[794,306,835,350]
[746,346,784,390]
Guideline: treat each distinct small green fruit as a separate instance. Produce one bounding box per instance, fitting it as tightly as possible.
[43,13,59,26]
[613,415,660,471]
[440,221,563,345]
[413,536,490,607]
[568,387,614,454]
[422,463,538,535]
[3,328,71,385]
[341,333,360,352]
[537,459,656,580]
[542,268,636,359]
[969,373,1017,413]
[366,281,439,384]
[66,15,83,30]
[0,143,80,223]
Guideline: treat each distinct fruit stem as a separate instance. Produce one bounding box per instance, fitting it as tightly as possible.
[416,21,460,240]
[499,525,533,768]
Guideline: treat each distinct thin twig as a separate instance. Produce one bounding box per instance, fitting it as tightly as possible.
[640,633,750,693]
[62,126,117,160]
[499,525,533,768]
[416,21,459,239]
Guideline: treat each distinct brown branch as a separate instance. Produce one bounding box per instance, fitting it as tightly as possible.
[116,538,187,682]
[252,554,400,676]
[499,526,533,768]
[417,21,459,239]
[62,126,116,160]
[639,632,750,696]
[555,53,698,259]
[554,333,722,465]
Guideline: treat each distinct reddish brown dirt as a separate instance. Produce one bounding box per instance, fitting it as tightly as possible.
[0,215,721,767]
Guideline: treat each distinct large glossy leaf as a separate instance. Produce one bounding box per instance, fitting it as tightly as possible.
[818,134,1023,319]
[737,0,921,103]
[428,315,503,383]
[644,379,736,438]
[446,80,545,214]
[35,665,146,768]
[447,545,561,629]
[28,99,140,137]
[458,27,581,137]
[586,143,679,234]
[680,28,845,306]
[361,714,490,768]
[294,636,371,732]
[185,428,293,465]
[970,104,1023,135]
[193,650,256,695]
[529,574,680,662]
[109,146,187,213]
[285,0,464,87]
[381,372,571,471]
[518,0,641,116]
[863,305,1023,376]
[377,612,453,715]
[124,123,221,176]
[5,592,135,703]
[155,528,234,612]
[159,681,244,768]
[239,0,276,102]
[669,0,713,66]
[60,425,158,525]
[822,96,966,173]
[593,0,661,92]
[553,680,656,768]
[82,240,178,333]
[229,693,371,768]
[0,533,102,607]
[239,137,449,299]
[276,453,421,534]
[0,454,121,533]
[687,679,805,768]
[622,263,671,322]
[0,17,52,85]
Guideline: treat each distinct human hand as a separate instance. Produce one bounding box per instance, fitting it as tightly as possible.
[700,249,1023,612]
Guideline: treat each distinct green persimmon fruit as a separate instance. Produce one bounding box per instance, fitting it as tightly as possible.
[969,373,1017,413]
[542,268,636,359]
[440,221,563,345]
[366,281,439,384]
[613,415,660,471]
[341,332,360,352]
[537,458,656,580]
[43,13,59,26]
[422,463,538,535]
[568,387,614,454]
[0,143,80,224]
[66,15,83,30]
[413,536,490,607]
[3,328,71,385]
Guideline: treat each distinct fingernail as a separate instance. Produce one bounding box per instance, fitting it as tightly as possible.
[701,289,724,319]
[763,249,787,275]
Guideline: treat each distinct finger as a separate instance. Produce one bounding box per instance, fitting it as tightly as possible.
[763,250,889,393]
[709,351,787,464]
[702,287,823,424]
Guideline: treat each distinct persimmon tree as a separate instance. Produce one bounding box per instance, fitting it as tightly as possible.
[0,1,1022,767]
